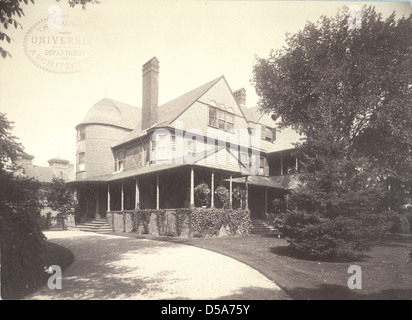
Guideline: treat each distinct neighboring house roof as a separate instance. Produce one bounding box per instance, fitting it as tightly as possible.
[113,76,224,147]
[23,166,73,183]
[48,157,70,165]
[19,152,35,160]
[76,98,141,130]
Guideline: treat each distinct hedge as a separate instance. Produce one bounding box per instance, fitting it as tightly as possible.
[113,208,251,238]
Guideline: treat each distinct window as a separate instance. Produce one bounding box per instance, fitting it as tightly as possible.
[78,152,85,172]
[187,137,197,156]
[259,157,265,168]
[153,134,168,161]
[217,109,226,129]
[209,103,235,132]
[78,127,85,141]
[115,150,125,172]
[226,108,234,132]
[261,125,276,142]
[209,107,217,127]
[239,150,250,168]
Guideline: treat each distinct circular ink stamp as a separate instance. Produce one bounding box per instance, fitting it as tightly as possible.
[24,14,94,74]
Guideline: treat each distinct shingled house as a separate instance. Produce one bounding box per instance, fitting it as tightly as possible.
[68,57,300,226]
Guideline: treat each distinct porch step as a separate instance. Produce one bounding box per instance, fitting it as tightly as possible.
[76,219,113,233]
[250,220,281,237]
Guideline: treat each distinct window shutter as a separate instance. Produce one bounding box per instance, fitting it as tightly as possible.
[272,128,277,141]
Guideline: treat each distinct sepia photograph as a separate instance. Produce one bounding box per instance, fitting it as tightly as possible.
[0,0,411,306]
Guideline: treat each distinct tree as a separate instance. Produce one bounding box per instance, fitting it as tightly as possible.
[46,176,77,230]
[280,115,389,259]
[252,6,412,259]
[252,6,411,190]
[0,0,99,58]
[0,113,46,298]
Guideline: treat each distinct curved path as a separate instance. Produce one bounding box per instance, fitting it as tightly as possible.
[26,231,289,300]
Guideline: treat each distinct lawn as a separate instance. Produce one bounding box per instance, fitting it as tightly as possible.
[135,233,412,300]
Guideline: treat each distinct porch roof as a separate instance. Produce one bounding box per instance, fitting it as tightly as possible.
[67,163,188,186]
[226,175,299,190]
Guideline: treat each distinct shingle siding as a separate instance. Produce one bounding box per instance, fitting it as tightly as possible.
[77,124,131,179]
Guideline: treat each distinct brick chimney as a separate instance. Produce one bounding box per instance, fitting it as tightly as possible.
[141,57,159,130]
[233,88,246,107]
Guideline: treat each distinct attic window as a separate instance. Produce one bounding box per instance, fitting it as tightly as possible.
[217,109,226,129]
[209,107,217,127]
[209,103,235,132]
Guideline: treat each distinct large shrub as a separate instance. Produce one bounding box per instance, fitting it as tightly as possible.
[279,210,388,260]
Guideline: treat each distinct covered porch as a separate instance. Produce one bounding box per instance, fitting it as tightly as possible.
[226,175,299,221]
[70,164,248,222]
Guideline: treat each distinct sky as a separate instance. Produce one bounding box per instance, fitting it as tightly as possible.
[0,0,410,167]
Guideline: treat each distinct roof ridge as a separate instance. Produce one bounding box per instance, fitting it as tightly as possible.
[106,98,122,114]
[159,75,223,109]
[113,76,224,148]
[159,75,223,125]
[107,98,140,109]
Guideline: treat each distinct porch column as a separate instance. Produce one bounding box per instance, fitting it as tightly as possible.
[96,190,99,215]
[107,184,111,212]
[245,176,249,210]
[264,188,268,215]
[295,157,299,172]
[229,174,233,209]
[121,181,124,211]
[135,178,140,209]
[211,171,215,208]
[280,154,284,176]
[156,175,160,210]
[190,167,195,208]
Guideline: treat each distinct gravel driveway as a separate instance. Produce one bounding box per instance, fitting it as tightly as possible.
[25,231,289,300]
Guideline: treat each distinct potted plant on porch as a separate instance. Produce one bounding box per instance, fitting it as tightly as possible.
[194,183,210,208]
